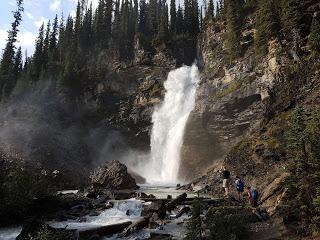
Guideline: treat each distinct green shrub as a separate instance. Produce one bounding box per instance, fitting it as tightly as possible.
[0,164,54,225]
[185,199,207,240]
[206,207,249,240]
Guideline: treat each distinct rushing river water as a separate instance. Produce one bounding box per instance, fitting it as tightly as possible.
[0,186,194,240]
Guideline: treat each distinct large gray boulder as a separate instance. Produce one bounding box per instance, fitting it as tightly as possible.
[90,160,139,190]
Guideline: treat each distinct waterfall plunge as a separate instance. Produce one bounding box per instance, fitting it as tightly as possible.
[143,64,200,185]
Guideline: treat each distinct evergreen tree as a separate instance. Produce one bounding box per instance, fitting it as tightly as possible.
[254,0,280,55]
[285,107,319,228]
[281,0,303,39]
[94,0,108,49]
[112,0,121,42]
[42,21,51,69]
[57,14,65,63]
[49,15,59,62]
[64,16,74,54]
[13,46,22,79]
[224,0,242,60]
[0,0,24,99]
[176,5,184,35]
[138,0,148,36]
[184,0,191,34]
[158,1,169,41]
[105,0,113,43]
[133,0,139,32]
[216,2,220,17]
[185,198,205,240]
[190,0,200,37]
[74,1,82,49]
[170,0,177,34]
[81,4,93,52]
[207,0,214,19]
[308,16,320,54]
[148,0,158,36]
[33,23,45,78]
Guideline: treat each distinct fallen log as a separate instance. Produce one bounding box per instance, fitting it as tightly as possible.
[78,221,132,240]
[175,206,191,218]
[119,217,149,237]
[166,193,187,211]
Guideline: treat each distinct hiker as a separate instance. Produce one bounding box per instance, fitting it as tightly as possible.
[246,186,259,212]
[221,167,231,197]
[221,166,230,179]
[235,176,244,200]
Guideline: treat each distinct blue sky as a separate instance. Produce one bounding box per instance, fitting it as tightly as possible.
[0,0,100,58]
[1,0,207,58]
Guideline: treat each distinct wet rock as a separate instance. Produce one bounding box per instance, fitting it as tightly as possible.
[128,169,146,184]
[166,193,187,212]
[78,221,132,240]
[175,206,191,218]
[141,200,167,220]
[150,232,173,240]
[90,160,139,190]
[16,218,76,240]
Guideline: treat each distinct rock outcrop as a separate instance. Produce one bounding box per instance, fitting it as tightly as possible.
[90,160,139,190]
[180,20,279,180]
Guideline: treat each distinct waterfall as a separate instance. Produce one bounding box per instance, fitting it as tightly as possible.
[144,64,200,185]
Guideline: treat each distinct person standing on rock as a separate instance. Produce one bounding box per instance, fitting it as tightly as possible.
[235,176,244,201]
[221,167,231,197]
[246,186,259,212]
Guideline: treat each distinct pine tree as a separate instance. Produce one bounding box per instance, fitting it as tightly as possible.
[158,1,169,41]
[170,0,177,34]
[112,0,121,42]
[308,16,320,54]
[185,198,205,240]
[190,0,200,37]
[207,0,214,19]
[176,5,184,35]
[133,0,139,32]
[0,0,24,99]
[216,2,220,17]
[138,0,148,36]
[13,46,22,78]
[281,0,303,39]
[32,24,44,78]
[49,15,59,62]
[254,0,280,56]
[224,0,242,60]
[184,0,191,34]
[285,107,315,226]
[105,0,113,43]
[81,4,93,52]
[74,1,82,49]
[149,0,158,36]
[42,21,51,69]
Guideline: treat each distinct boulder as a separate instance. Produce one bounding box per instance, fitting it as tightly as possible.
[128,169,146,184]
[90,160,139,190]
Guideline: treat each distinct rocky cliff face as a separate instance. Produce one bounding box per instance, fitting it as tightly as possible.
[180,20,279,180]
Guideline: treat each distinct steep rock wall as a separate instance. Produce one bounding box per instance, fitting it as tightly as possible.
[180,21,279,180]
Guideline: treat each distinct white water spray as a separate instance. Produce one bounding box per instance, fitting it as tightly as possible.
[143,64,200,185]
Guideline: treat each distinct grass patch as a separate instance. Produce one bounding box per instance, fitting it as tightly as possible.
[212,75,256,100]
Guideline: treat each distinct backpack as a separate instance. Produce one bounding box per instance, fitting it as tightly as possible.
[251,189,259,200]
[236,179,244,192]
[222,170,230,179]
